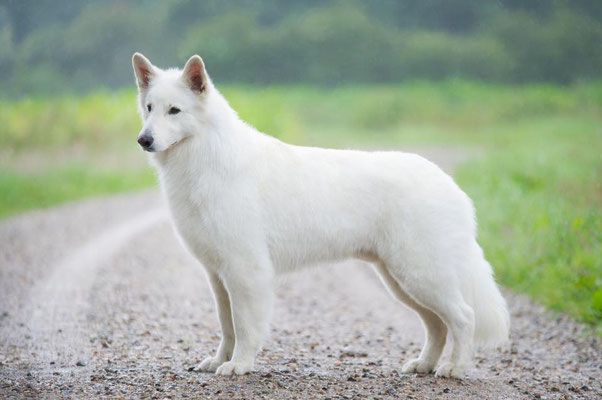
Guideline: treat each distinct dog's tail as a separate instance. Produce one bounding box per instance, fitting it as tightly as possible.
[462,241,510,347]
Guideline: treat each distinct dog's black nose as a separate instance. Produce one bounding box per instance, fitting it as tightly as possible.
[137,134,154,149]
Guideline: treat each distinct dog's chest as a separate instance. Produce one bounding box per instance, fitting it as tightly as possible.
[158,161,213,239]
[158,162,258,267]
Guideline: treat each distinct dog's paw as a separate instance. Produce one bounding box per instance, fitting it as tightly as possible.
[434,362,467,379]
[215,360,254,376]
[194,356,227,373]
[401,357,435,374]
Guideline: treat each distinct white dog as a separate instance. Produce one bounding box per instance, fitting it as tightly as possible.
[132,53,509,378]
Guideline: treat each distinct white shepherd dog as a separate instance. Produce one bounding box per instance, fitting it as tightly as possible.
[131,53,509,378]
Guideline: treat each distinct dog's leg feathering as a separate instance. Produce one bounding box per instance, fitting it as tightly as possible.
[215,263,273,376]
[194,272,235,372]
[374,263,447,374]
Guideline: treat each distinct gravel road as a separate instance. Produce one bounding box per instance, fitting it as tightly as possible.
[0,149,600,399]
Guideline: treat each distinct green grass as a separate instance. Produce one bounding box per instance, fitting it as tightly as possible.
[1,80,601,331]
[457,116,602,331]
[0,165,156,219]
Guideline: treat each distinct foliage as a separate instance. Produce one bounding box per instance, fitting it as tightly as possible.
[3,81,601,151]
[1,1,601,96]
[0,91,139,149]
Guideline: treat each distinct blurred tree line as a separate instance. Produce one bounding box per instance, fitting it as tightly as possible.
[0,0,601,95]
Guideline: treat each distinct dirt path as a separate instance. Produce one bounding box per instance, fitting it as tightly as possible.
[0,149,600,399]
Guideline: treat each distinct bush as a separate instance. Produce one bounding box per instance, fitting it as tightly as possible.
[2,1,602,94]
[400,31,513,81]
[491,9,602,83]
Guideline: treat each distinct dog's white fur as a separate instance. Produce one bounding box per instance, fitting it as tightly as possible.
[132,53,510,378]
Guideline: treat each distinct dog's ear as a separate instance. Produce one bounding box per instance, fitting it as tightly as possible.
[182,55,207,94]
[132,53,156,91]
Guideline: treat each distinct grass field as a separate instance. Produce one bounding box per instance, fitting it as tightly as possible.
[1,81,600,331]
[457,117,602,330]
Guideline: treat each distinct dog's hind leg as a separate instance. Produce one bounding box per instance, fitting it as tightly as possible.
[194,271,235,372]
[373,262,447,374]
[380,259,475,378]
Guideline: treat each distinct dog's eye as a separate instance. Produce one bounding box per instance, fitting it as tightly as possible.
[168,107,181,115]
[147,104,152,112]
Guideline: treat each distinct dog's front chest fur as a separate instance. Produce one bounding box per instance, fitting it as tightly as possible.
[154,142,264,272]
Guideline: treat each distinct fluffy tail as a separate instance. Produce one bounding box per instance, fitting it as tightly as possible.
[462,243,510,347]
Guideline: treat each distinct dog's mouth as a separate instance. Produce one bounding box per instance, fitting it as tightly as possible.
[167,136,190,150]
[144,136,189,154]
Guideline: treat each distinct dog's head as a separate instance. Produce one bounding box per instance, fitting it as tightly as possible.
[132,53,210,152]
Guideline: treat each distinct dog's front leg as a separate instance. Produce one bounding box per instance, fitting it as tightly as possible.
[194,272,235,372]
[215,264,273,376]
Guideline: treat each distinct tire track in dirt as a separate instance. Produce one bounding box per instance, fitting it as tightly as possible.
[26,208,167,366]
